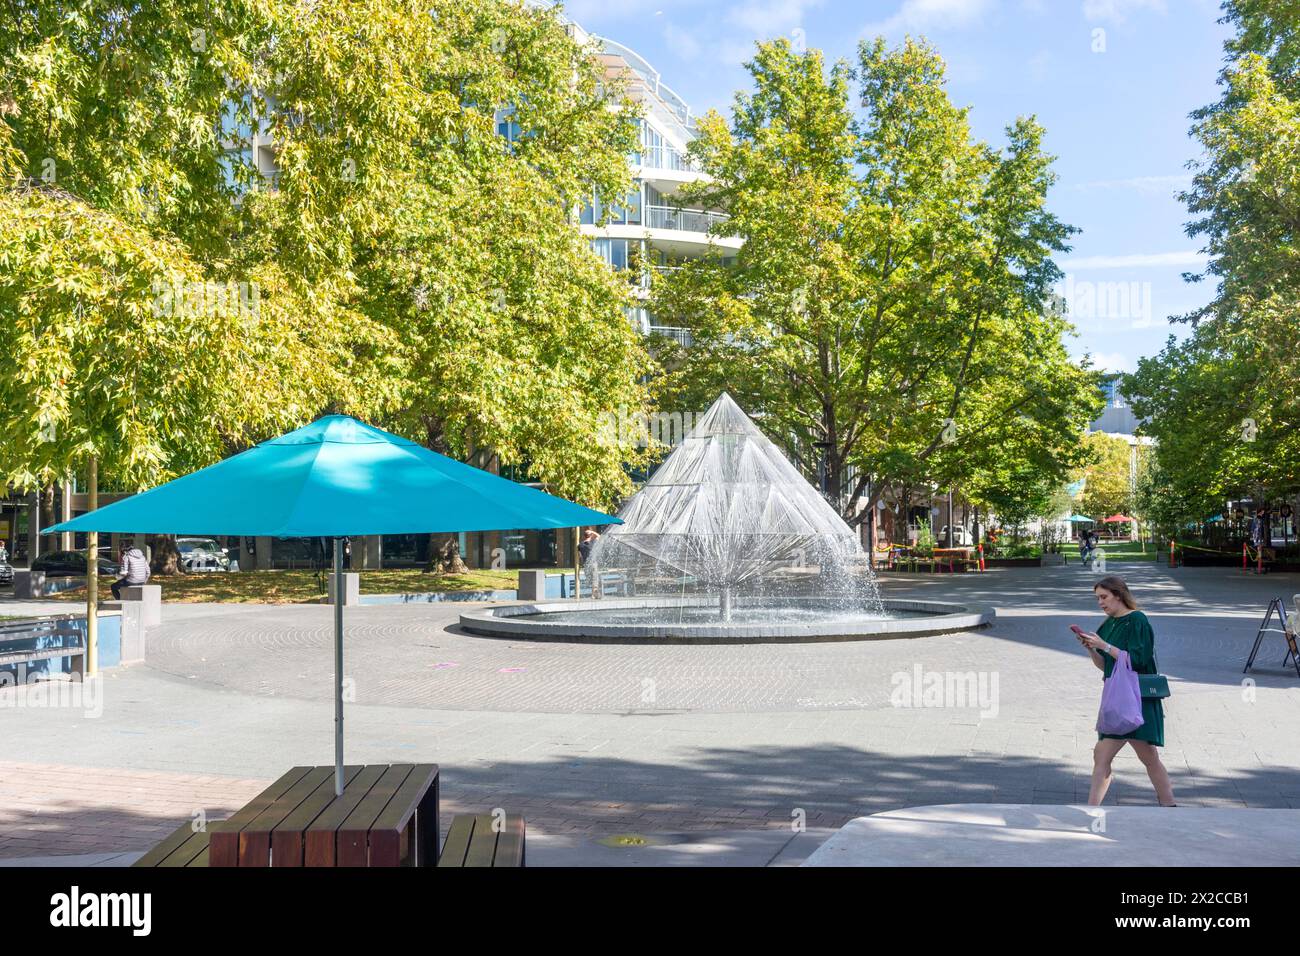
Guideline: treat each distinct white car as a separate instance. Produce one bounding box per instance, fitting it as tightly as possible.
[937,526,974,546]
[177,537,231,572]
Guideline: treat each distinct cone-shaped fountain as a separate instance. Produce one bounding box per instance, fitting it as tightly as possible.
[461,394,994,642]
[587,393,879,621]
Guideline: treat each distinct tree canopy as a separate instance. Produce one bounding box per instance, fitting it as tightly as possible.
[1125,0,1300,515]
[651,37,1100,529]
[0,0,655,507]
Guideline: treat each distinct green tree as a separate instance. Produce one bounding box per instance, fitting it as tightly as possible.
[1127,1,1300,510]
[1077,432,1135,522]
[653,37,1098,533]
[1,0,657,513]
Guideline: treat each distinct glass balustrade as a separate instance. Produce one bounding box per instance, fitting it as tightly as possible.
[644,205,730,233]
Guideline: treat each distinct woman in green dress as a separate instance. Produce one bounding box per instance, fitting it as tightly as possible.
[1076,575,1176,807]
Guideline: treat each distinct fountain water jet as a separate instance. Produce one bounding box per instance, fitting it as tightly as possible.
[460,394,994,642]
[587,392,883,620]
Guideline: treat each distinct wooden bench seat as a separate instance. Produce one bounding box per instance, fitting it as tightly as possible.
[437,813,526,867]
[132,820,210,867]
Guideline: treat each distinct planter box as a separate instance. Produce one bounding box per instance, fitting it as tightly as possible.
[1039,553,1065,567]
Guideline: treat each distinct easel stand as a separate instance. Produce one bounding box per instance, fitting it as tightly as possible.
[1244,597,1300,679]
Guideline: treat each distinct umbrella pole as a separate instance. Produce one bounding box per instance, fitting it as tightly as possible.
[333,536,344,797]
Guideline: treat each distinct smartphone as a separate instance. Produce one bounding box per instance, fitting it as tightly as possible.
[1069,625,1086,638]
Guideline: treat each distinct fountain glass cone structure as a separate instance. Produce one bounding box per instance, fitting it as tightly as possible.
[589,392,881,620]
[460,394,995,642]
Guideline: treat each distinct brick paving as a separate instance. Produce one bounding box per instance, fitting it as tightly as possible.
[2,564,1299,859]
[0,761,825,859]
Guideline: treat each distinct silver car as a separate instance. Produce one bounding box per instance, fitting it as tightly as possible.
[176,537,231,572]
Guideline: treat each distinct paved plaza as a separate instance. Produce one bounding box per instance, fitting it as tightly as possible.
[2,563,1299,863]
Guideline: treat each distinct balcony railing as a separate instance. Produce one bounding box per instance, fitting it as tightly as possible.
[645,205,729,234]
[636,145,697,173]
[648,325,694,347]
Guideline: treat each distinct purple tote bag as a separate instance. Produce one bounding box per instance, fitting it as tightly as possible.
[1097,650,1145,735]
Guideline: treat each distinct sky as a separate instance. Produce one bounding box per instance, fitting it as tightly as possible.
[554,0,1234,374]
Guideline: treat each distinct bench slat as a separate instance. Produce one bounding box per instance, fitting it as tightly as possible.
[437,815,476,867]
[208,766,315,866]
[303,764,390,867]
[132,820,203,867]
[463,814,499,868]
[495,816,526,867]
[271,765,364,867]
[337,764,414,866]
[238,766,335,866]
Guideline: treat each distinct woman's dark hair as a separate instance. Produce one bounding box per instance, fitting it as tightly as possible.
[1094,575,1139,610]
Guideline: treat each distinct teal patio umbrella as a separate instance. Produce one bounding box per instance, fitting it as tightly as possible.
[48,415,619,794]
[1067,515,1095,523]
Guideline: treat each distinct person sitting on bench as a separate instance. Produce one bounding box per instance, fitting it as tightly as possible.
[112,544,151,600]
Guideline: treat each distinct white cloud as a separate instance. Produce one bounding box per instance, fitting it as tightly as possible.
[1081,0,1167,24]
[1072,174,1192,195]
[728,0,823,36]
[864,0,997,35]
[1087,351,1136,372]
[1060,251,1208,270]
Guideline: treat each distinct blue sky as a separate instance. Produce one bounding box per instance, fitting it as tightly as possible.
[557,0,1232,373]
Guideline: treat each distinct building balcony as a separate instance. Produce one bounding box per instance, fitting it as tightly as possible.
[647,325,694,347]
[636,144,696,173]
[644,204,730,234]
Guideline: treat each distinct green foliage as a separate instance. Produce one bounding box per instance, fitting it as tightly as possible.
[1077,432,1135,521]
[0,0,655,508]
[652,37,1099,524]
[1127,1,1300,510]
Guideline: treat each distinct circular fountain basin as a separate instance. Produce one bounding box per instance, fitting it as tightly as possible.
[458,596,995,643]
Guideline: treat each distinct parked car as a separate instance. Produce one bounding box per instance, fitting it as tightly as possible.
[177,537,231,572]
[31,550,120,577]
[0,561,13,585]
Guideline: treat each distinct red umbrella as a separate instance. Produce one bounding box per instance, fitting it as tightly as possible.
[1102,514,1134,523]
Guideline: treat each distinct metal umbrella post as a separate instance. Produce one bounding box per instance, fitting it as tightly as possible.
[334,536,345,797]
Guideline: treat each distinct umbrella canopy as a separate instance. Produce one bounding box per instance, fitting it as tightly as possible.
[1067,514,1095,523]
[46,415,616,536]
[47,415,620,795]
[1102,514,1134,523]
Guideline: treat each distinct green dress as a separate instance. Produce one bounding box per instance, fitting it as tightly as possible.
[1097,610,1165,747]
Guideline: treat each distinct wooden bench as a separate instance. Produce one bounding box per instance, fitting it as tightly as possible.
[134,763,440,867]
[131,820,212,867]
[437,813,526,867]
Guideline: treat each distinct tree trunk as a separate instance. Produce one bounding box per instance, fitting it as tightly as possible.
[39,482,55,530]
[149,534,183,575]
[425,533,468,575]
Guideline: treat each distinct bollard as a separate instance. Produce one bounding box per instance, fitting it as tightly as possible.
[977,543,985,572]
[1243,542,1248,571]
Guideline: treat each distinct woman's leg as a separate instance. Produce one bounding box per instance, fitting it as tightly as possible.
[1130,741,1176,806]
[1088,738,1127,805]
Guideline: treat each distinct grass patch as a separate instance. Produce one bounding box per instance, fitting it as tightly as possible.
[1092,543,1158,562]
[43,567,530,605]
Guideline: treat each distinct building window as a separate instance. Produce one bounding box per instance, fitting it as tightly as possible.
[591,238,631,270]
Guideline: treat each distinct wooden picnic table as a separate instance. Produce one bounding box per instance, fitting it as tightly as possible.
[134,763,440,867]
[932,547,976,572]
